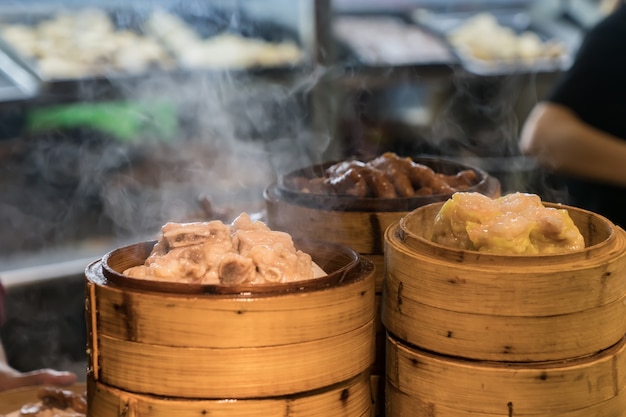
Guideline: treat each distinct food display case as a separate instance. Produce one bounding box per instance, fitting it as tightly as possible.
[0,0,328,99]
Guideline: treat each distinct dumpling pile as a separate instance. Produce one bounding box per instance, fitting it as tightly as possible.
[124,213,324,285]
[431,192,585,255]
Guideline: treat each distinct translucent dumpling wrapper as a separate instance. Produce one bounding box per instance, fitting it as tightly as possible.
[431,192,585,255]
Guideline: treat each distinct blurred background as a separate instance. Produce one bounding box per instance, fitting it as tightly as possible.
[0,0,611,381]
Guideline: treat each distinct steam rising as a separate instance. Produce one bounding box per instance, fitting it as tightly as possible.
[0,64,335,259]
[0,1,563,263]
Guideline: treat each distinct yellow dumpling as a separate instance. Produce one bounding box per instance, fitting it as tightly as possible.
[431,192,584,255]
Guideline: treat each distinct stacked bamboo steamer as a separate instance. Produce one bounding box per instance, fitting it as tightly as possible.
[85,239,376,417]
[264,157,501,416]
[383,201,626,416]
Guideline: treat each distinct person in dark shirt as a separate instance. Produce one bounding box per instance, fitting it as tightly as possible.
[519,3,626,227]
[0,281,77,392]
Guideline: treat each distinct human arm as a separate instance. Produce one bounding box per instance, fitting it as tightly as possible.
[0,281,77,392]
[0,337,77,392]
[519,101,626,188]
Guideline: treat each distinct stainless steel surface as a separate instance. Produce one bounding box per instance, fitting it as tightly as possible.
[411,7,580,75]
[0,0,326,102]
[0,43,38,101]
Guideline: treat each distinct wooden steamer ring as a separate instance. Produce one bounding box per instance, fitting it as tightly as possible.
[382,201,626,416]
[85,240,375,417]
[386,334,626,416]
[87,372,373,417]
[383,202,626,362]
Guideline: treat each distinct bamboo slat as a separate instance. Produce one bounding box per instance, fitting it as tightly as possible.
[385,380,626,417]
[383,290,626,361]
[386,334,626,416]
[87,372,372,417]
[383,202,626,361]
[88,263,375,348]
[96,320,374,398]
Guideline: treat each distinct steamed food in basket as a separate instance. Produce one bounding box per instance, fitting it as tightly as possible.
[285,152,479,198]
[124,213,326,285]
[431,192,585,255]
[4,386,86,417]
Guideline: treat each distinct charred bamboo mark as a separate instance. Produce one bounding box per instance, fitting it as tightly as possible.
[112,292,136,341]
[396,227,406,242]
[284,398,293,416]
[447,331,453,338]
[397,281,404,312]
[340,388,350,404]
[447,276,466,284]
[537,372,548,381]
[507,402,514,417]
[200,410,207,415]
[369,214,383,253]
[613,356,620,395]
[410,358,419,366]
[360,291,367,296]
[236,310,245,315]
[502,345,512,354]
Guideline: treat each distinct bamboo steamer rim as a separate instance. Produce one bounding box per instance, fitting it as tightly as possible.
[390,331,626,370]
[95,239,371,296]
[87,372,373,417]
[384,381,626,417]
[269,157,496,212]
[386,333,626,414]
[396,200,621,268]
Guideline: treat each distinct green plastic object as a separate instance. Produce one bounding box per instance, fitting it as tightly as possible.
[26,100,178,142]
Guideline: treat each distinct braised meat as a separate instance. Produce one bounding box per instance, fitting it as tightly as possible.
[287,152,478,198]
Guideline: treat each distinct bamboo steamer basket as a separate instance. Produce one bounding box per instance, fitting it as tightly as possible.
[85,239,376,415]
[86,371,372,417]
[382,201,626,362]
[386,333,626,416]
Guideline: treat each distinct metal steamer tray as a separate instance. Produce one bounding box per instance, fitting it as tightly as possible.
[333,11,459,74]
[410,7,580,76]
[0,30,38,102]
[0,3,310,101]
